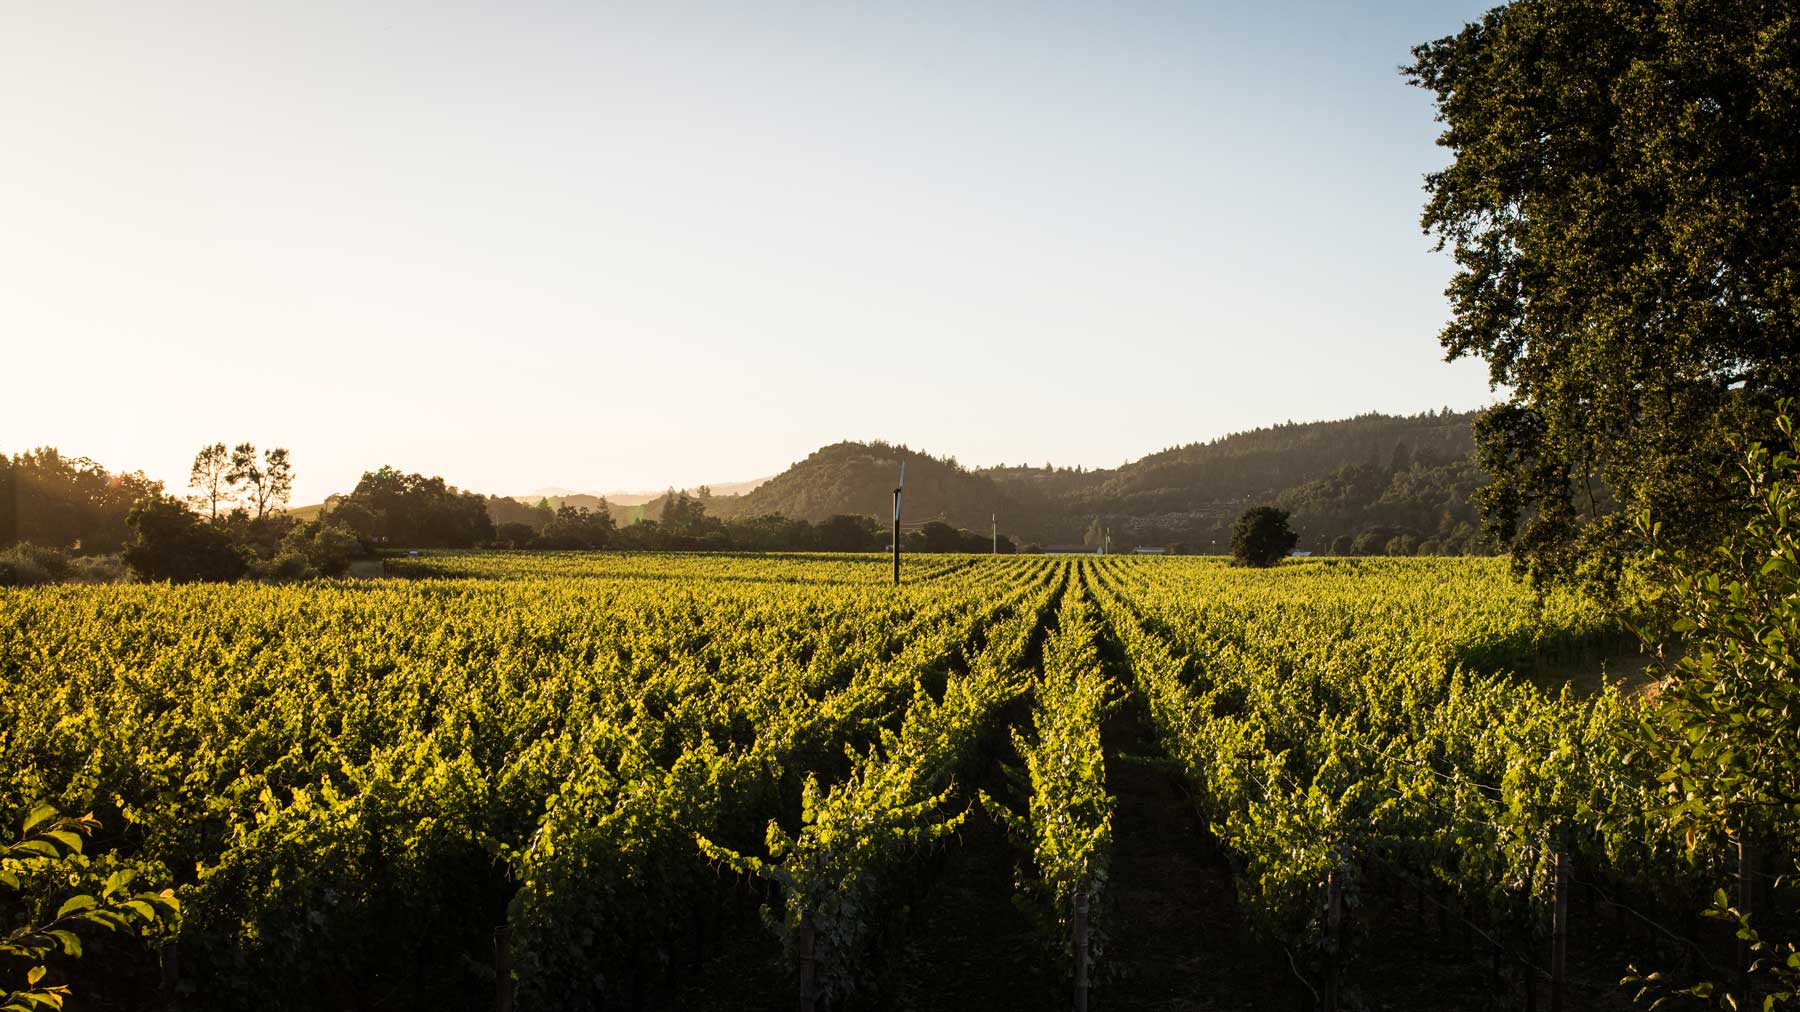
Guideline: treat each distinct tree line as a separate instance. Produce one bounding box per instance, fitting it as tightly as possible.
[0,442,363,585]
[0,447,1025,586]
[492,489,1015,554]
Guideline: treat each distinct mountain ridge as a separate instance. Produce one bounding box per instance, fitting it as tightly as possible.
[673,408,1488,552]
[292,408,1492,553]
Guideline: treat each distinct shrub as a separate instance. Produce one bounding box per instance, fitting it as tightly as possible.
[66,554,127,583]
[252,521,363,581]
[494,521,536,548]
[287,521,360,577]
[1626,408,1800,1006]
[2,804,181,1010]
[253,552,314,582]
[0,543,71,586]
[122,497,247,583]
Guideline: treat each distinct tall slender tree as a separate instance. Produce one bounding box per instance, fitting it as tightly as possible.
[228,444,293,520]
[188,443,238,522]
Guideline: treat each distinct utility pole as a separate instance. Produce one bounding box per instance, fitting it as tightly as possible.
[892,463,904,585]
[991,513,997,555]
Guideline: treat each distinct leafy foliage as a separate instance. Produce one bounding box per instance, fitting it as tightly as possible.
[695,563,1057,1006]
[1231,506,1298,567]
[1627,410,1800,1008]
[0,449,164,555]
[2,552,1058,1009]
[122,496,246,583]
[529,504,614,550]
[2,804,179,1012]
[1407,0,1800,588]
[1089,555,1657,1002]
[5,547,1763,1007]
[333,466,495,548]
[984,580,1116,972]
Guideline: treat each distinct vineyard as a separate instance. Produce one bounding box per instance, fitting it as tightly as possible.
[0,552,1773,1010]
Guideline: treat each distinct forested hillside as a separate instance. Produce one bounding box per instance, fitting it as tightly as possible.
[8,410,1490,562]
[703,440,1032,535]
[690,410,1487,552]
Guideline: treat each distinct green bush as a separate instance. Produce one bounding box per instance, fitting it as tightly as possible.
[122,498,247,583]
[247,522,363,582]
[3,804,181,1009]
[0,544,70,587]
[1628,409,1800,1007]
[65,554,127,583]
[287,522,360,577]
[252,552,314,582]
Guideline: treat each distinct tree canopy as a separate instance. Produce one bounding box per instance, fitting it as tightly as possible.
[532,504,615,550]
[334,467,495,549]
[122,497,246,583]
[1408,0,1800,587]
[0,449,163,554]
[1231,506,1297,568]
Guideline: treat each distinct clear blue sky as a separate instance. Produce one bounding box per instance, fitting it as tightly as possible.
[2,1,1499,505]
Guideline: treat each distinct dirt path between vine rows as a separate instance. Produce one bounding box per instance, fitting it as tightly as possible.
[1094,701,1307,1012]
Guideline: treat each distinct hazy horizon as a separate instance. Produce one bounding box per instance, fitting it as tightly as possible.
[12,403,1488,506]
[4,2,1498,506]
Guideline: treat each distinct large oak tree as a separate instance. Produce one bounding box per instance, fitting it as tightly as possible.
[1409,0,1799,588]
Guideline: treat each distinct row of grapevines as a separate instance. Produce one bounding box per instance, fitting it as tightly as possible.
[984,570,1115,975]
[0,554,1051,1009]
[1087,557,1690,995]
[515,556,1058,1008]
[697,559,1067,1006]
[387,549,981,586]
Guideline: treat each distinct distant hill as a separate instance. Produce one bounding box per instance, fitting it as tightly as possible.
[683,409,1485,551]
[704,442,1029,534]
[511,477,769,510]
[983,410,1481,546]
[289,409,1492,553]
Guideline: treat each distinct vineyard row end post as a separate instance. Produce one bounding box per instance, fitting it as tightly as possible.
[799,909,818,1012]
[495,924,514,1012]
[1738,838,1757,974]
[1073,884,1090,1012]
[1325,866,1343,1012]
[1551,845,1568,1012]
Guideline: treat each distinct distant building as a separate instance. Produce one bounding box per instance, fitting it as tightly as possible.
[1288,550,1314,557]
[1133,546,1167,555]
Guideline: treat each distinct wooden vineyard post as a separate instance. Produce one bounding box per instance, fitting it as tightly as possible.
[799,909,818,1012]
[1073,884,1091,1012]
[494,925,514,1012]
[1325,867,1343,1012]
[1737,838,1757,974]
[1551,846,1569,1012]
[159,939,180,1009]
